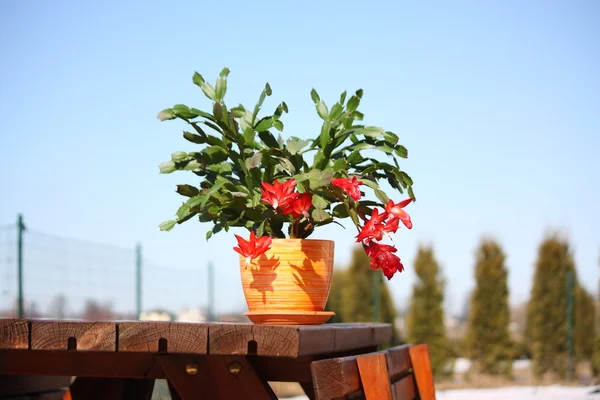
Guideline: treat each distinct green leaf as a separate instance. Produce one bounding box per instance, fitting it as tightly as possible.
[348,208,359,227]
[311,88,320,104]
[206,230,213,240]
[312,194,329,209]
[157,108,176,121]
[383,131,399,145]
[202,146,228,163]
[319,121,331,148]
[346,150,363,164]
[311,208,330,222]
[357,126,384,138]
[159,220,177,231]
[265,83,272,96]
[201,82,216,100]
[171,151,187,161]
[183,131,205,144]
[286,137,309,155]
[159,160,176,174]
[356,89,363,98]
[273,119,284,131]
[359,178,379,190]
[339,91,347,105]
[374,188,390,204]
[215,77,227,101]
[245,152,262,169]
[408,186,416,201]
[332,203,349,218]
[394,145,408,158]
[186,196,205,208]
[316,101,329,120]
[347,95,359,113]
[279,158,296,174]
[176,184,200,197]
[182,159,201,170]
[231,105,246,118]
[258,131,280,148]
[192,72,205,86]
[220,67,230,78]
[333,158,348,172]
[308,169,333,189]
[329,103,343,120]
[172,104,200,119]
[255,117,274,132]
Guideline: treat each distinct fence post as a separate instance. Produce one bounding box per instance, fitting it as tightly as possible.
[136,243,142,320]
[566,268,574,380]
[17,214,25,318]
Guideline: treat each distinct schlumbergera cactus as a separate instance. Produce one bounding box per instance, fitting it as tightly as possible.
[157,68,416,279]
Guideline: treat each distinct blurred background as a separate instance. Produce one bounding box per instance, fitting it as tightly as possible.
[1,0,599,398]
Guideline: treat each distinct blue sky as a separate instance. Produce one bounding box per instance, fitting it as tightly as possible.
[1,1,598,316]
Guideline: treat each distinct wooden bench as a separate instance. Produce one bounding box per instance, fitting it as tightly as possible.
[310,344,435,400]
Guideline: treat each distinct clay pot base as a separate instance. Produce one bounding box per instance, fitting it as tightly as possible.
[244,310,335,325]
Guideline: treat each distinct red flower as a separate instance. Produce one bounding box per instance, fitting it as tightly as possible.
[355,208,389,243]
[365,242,404,280]
[332,176,363,201]
[233,231,272,267]
[260,178,299,212]
[385,198,413,229]
[282,193,312,219]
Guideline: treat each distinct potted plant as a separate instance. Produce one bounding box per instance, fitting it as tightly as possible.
[157,68,416,324]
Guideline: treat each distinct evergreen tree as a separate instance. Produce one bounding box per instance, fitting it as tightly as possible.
[574,284,595,362]
[525,235,575,379]
[466,239,512,376]
[339,246,399,344]
[406,245,449,377]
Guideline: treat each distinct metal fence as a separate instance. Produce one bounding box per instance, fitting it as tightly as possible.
[0,215,218,321]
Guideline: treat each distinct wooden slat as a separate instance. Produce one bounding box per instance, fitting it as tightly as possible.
[357,352,392,400]
[310,354,363,399]
[385,345,412,380]
[209,323,391,357]
[390,374,417,400]
[118,321,208,354]
[31,321,115,351]
[408,344,435,400]
[0,375,71,397]
[0,351,161,378]
[0,318,29,349]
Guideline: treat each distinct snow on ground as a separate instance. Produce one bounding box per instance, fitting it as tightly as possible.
[287,385,599,400]
[436,386,598,400]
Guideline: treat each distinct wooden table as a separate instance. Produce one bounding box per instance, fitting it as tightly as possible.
[0,318,392,399]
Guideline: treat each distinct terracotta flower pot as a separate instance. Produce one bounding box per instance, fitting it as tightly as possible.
[239,238,335,325]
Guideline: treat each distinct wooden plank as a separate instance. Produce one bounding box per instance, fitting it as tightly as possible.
[408,344,435,400]
[209,323,390,357]
[0,318,29,349]
[249,355,314,382]
[332,323,392,353]
[31,321,115,351]
[357,352,392,400]
[390,374,417,400]
[385,345,412,380]
[209,324,334,357]
[0,375,71,397]
[310,355,362,399]
[0,351,162,379]
[118,321,208,354]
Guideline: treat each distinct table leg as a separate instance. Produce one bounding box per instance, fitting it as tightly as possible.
[300,382,316,400]
[159,355,277,400]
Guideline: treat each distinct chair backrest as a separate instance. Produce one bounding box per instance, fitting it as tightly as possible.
[311,343,435,400]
